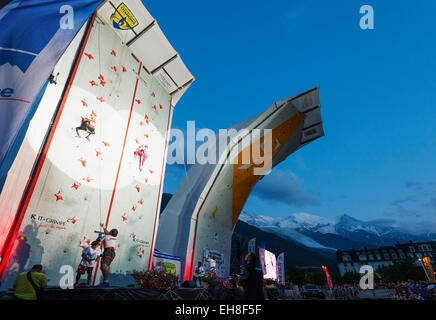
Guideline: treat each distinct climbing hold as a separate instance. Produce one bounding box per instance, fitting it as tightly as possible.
[110,50,116,56]
[84,53,94,60]
[89,80,97,86]
[54,192,63,201]
[96,97,105,103]
[72,182,81,190]
[81,99,88,107]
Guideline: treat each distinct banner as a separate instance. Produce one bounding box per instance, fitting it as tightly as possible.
[422,257,436,283]
[259,248,277,281]
[277,252,285,285]
[203,248,225,278]
[153,250,181,277]
[322,265,333,289]
[248,238,256,253]
[0,0,103,192]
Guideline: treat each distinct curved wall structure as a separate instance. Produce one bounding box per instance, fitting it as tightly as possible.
[156,87,324,280]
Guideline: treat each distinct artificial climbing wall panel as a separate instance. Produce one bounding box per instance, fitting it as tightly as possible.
[1,17,172,288]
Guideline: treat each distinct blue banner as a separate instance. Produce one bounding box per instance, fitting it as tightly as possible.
[0,0,103,192]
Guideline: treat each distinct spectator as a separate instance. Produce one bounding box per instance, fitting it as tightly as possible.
[238,253,265,300]
[13,264,47,300]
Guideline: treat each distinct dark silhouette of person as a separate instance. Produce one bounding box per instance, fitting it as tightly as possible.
[238,253,265,300]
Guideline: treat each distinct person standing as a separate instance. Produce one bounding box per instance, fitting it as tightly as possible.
[193,261,205,286]
[208,256,217,274]
[98,224,118,286]
[238,253,265,300]
[75,240,102,286]
[13,264,47,300]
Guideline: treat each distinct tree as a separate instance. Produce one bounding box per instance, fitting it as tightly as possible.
[375,257,427,282]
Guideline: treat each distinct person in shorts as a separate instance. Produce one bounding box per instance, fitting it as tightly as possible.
[98,224,118,286]
[75,241,101,286]
[76,116,96,141]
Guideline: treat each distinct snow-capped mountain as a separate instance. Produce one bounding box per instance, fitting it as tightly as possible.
[239,211,436,250]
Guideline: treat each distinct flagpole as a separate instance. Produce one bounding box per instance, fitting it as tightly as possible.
[418,258,431,281]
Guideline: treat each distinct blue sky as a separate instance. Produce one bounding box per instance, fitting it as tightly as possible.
[146,0,436,232]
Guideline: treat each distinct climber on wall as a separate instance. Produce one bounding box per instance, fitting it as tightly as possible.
[134,145,148,171]
[97,224,118,287]
[76,116,96,141]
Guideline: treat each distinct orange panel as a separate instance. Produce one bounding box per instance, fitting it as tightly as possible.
[231,112,306,228]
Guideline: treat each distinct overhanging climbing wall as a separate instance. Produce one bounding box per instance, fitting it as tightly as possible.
[156,88,324,280]
[0,1,193,288]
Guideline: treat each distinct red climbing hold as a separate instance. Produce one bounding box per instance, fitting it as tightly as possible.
[152,105,157,111]
[122,66,127,72]
[139,121,144,126]
[111,50,117,56]
[72,182,80,190]
[54,192,63,201]
[79,159,86,167]
[98,74,105,81]
[144,134,149,138]
[151,92,155,97]
[132,205,137,211]
[148,169,154,174]
[83,177,92,183]
[135,99,141,104]
[96,150,101,157]
[135,185,140,192]
[100,80,106,87]
[111,66,117,72]
[160,104,163,109]
[122,215,127,222]
[145,178,149,183]
[96,97,105,103]
[84,53,94,60]
[89,80,97,86]
[81,100,88,107]
[102,141,110,147]
[138,200,144,205]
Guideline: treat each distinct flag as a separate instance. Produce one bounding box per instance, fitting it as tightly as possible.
[322,265,333,289]
[248,238,256,253]
[0,0,103,192]
[422,257,436,283]
[277,252,285,285]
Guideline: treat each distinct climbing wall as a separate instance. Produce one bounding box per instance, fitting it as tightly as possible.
[1,17,172,287]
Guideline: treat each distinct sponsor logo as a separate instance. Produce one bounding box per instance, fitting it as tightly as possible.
[110,2,138,30]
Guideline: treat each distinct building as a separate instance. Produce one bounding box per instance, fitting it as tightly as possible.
[336,240,436,276]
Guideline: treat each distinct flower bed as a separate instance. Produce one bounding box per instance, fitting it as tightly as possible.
[132,269,179,291]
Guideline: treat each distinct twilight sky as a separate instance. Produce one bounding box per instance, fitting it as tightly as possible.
[145,0,436,233]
